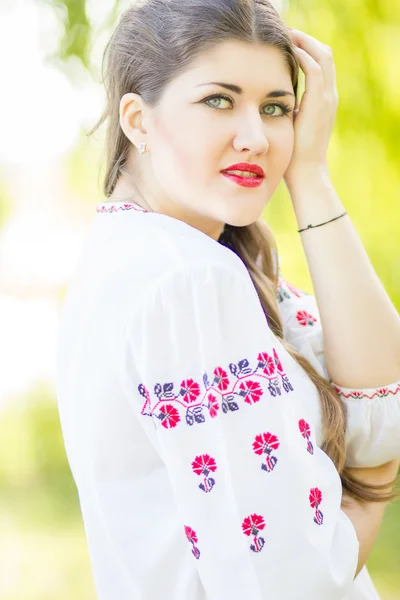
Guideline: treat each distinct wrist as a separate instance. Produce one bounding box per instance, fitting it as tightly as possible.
[297,210,347,233]
[285,168,346,231]
[285,163,331,195]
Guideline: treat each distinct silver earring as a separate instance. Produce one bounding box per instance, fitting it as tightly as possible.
[138,142,147,155]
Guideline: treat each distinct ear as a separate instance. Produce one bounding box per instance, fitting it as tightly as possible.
[119,93,148,145]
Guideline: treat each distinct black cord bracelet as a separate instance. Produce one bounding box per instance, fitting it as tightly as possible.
[298,211,348,233]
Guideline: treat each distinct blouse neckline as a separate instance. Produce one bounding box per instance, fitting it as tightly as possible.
[97,201,148,214]
[96,200,225,247]
[96,200,234,250]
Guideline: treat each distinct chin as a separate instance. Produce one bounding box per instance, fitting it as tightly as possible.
[223,199,267,228]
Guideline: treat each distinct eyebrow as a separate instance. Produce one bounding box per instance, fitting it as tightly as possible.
[196,81,295,98]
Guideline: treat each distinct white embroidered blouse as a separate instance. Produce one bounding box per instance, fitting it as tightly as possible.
[56,201,400,600]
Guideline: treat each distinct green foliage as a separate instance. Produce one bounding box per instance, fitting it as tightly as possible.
[41,0,91,69]
[65,129,105,204]
[0,389,95,598]
[0,384,79,525]
[40,0,125,72]
[265,0,400,314]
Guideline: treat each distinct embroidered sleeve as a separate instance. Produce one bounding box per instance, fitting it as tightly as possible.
[276,263,400,468]
[119,261,359,598]
[332,380,400,467]
[276,270,328,380]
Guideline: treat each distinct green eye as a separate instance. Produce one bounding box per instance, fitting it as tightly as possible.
[202,93,293,117]
[203,95,233,109]
[263,104,284,116]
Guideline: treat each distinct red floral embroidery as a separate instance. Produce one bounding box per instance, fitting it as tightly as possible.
[286,281,304,298]
[192,454,217,493]
[298,419,314,455]
[242,513,266,553]
[258,351,275,376]
[252,432,280,472]
[184,525,200,559]
[296,310,317,327]
[214,366,230,391]
[207,393,219,418]
[159,404,180,429]
[375,388,393,397]
[336,390,365,400]
[332,382,400,401]
[276,274,310,303]
[257,350,293,396]
[276,277,306,302]
[181,378,201,404]
[138,348,294,430]
[273,348,284,375]
[240,379,263,405]
[97,202,147,213]
[309,487,324,525]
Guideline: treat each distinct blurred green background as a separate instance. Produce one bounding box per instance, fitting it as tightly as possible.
[0,0,399,598]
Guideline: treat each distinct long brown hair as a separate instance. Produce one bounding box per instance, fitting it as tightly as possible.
[88,0,398,503]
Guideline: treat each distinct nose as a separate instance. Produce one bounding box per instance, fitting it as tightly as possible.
[232,112,269,155]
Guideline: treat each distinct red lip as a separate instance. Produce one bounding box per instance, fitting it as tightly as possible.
[221,162,265,177]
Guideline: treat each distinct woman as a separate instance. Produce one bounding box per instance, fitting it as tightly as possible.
[56,1,400,598]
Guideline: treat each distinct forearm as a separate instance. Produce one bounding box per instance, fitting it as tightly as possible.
[287,167,400,389]
[340,459,400,577]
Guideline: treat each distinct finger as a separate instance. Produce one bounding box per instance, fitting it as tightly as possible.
[293,46,325,99]
[291,30,337,94]
[290,30,337,94]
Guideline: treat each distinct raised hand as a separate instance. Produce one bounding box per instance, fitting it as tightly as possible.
[284,29,339,189]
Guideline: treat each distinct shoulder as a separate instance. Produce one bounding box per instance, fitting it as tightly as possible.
[129,251,258,323]
[122,235,268,348]
[122,244,281,390]
[144,216,248,277]
[110,214,253,309]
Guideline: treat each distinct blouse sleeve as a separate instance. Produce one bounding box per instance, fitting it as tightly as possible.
[276,266,400,468]
[119,259,359,599]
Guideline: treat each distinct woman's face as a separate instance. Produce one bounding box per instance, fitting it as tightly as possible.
[120,40,296,240]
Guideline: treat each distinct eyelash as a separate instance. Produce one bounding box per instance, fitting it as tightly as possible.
[201,93,293,117]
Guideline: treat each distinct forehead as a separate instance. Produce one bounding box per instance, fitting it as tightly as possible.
[170,40,293,93]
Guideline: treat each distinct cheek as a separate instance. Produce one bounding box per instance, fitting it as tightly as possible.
[261,127,294,196]
[270,127,295,171]
[154,112,192,173]
[151,112,204,179]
